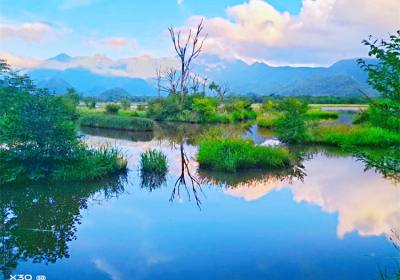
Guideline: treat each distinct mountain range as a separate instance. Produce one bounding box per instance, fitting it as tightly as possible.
[14,53,377,98]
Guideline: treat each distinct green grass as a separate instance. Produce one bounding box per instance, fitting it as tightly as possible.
[308,125,400,147]
[197,137,291,172]
[0,145,128,184]
[256,114,280,128]
[53,145,128,181]
[80,115,154,131]
[139,149,168,173]
[305,109,339,120]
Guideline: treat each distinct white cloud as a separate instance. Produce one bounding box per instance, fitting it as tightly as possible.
[84,36,139,50]
[224,154,400,243]
[188,0,400,65]
[0,21,61,42]
[177,0,184,5]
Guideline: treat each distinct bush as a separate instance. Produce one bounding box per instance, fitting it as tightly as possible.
[84,97,96,109]
[353,109,369,124]
[274,99,309,144]
[121,100,131,110]
[139,149,168,173]
[105,103,121,114]
[198,136,291,172]
[0,61,127,184]
[137,103,146,111]
[80,115,154,131]
[192,98,217,118]
[308,125,400,147]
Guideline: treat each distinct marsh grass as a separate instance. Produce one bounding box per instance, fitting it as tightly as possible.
[305,109,339,120]
[308,125,400,147]
[256,114,281,128]
[80,115,154,131]
[54,145,128,181]
[139,149,168,173]
[0,145,128,184]
[197,137,291,172]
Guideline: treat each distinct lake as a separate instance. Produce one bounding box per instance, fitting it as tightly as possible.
[1,121,399,280]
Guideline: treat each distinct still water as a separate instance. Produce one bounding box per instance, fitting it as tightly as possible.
[1,121,399,280]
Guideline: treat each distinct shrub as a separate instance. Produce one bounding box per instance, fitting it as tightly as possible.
[198,136,291,172]
[139,149,168,173]
[0,61,127,184]
[84,97,96,109]
[353,109,369,124]
[80,115,154,131]
[192,97,217,118]
[105,103,121,114]
[274,99,309,144]
[137,103,146,111]
[121,100,131,110]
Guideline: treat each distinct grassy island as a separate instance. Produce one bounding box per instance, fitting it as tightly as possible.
[197,136,291,172]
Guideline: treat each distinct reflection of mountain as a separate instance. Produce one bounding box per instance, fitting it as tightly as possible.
[219,153,399,242]
[0,176,126,277]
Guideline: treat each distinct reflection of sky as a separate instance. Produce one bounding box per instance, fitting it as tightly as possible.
[225,154,400,243]
[13,134,399,279]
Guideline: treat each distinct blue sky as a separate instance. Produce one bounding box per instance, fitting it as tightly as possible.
[0,0,398,66]
[0,0,300,58]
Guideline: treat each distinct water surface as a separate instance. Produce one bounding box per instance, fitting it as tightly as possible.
[1,123,399,280]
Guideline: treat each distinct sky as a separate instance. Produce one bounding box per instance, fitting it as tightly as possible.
[0,0,399,66]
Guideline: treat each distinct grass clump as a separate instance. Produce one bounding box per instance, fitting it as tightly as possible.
[139,149,168,173]
[80,115,154,131]
[305,109,339,120]
[308,125,400,147]
[197,136,291,172]
[53,145,127,181]
[139,149,168,191]
[256,114,280,128]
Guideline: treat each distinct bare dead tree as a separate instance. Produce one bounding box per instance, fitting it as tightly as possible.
[218,83,229,104]
[168,19,207,107]
[169,143,204,209]
[190,73,201,94]
[201,77,208,95]
[155,66,163,99]
[209,81,229,104]
[165,67,179,94]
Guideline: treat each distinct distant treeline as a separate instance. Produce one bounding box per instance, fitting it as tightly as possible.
[230,94,371,104]
[86,94,370,104]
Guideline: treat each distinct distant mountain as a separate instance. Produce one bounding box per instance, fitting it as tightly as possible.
[36,77,72,95]
[277,75,372,96]
[28,67,156,96]
[98,87,132,101]
[193,55,377,96]
[47,53,73,63]
[20,53,378,98]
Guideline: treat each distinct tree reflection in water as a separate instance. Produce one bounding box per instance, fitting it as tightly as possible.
[356,147,400,183]
[0,175,127,278]
[170,143,203,208]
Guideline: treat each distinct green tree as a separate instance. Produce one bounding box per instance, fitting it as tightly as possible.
[274,99,309,144]
[65,88,80,107]
[84,97,96,109]
[358,30,400,131]
[105,103,121,114]
[121,99,131,110]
